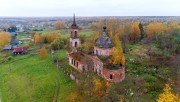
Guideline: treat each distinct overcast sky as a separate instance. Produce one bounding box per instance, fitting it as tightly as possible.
[0,0,180,17]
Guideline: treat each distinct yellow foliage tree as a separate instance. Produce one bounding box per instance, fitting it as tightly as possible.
[53,32,61,40]
[146,23,165,39]
[47,34,53,43]
[110,48,124,65]
[40,47,47,59]
[157,84,179,102]
[93,78,111,98]
[0,32,11,48]
[130,22,141,43]
[41,33,47,42]
[68,91,83,102]
[34,33,40,44]
[110,35,125,66]
[121,55,126,66]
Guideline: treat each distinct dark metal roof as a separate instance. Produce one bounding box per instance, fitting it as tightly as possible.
[95,26,114,48]
[9,32,17,37]
[71,14,78,29]
[3,45,12,50]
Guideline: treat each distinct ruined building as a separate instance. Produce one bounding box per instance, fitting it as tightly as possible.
[67,15,125,82]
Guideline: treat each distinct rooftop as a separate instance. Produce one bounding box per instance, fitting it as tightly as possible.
[13,47,28,53]
[95,26,114,48]
[71,14,78,29]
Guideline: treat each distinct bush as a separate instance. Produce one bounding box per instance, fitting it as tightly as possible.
[143,74,163,95]
[1,58,7,63]
[50,38,64,50]
[7,56,13,61]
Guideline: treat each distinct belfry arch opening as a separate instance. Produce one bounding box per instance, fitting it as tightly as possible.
[74,31,77,37]
[75,41,77,47]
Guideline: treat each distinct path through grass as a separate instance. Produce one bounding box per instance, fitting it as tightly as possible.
[0,52,75,102]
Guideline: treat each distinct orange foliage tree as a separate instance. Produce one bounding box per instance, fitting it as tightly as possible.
[40,46,47,59]
[0,32,11,48]
[130,22,141,43]
[54,21,65,30]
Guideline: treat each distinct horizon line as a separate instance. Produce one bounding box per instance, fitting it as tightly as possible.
[0,16,179,18]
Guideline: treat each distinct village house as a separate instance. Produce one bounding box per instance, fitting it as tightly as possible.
[13,46,28,55]
[67,15,125,82]
[3,45,13,51]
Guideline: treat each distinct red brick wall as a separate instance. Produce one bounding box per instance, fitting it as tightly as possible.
[68,56,84,72]
[94,46,113,56]
[103,67,125,82]
[70,29,78,38]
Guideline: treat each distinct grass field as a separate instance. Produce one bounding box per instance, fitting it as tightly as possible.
[0,50,75,102]
[33,27,94,38]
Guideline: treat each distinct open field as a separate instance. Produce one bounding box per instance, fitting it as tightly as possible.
[0,50,75,102]
[32,27,94,38]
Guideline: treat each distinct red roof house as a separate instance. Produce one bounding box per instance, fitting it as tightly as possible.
[13,47,28,55]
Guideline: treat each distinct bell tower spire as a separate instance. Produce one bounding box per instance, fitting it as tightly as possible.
[73,13,76,26]
[71,13,78,29]
[70,14,80,48]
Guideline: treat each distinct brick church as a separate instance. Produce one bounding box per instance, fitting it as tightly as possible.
[66,15,125,82]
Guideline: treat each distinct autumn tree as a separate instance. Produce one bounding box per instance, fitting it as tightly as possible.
[166,22,180,34]
[50,38,64,50]
[157,84,179,102]
[40,46,47,59]
[120,22,131,53]
[82,33,100,54]
[47,34,53,43]
[0,32,11,49]
[53,32,61,40]
[54,21,65,30]
[110,47,125,66]
[34,33,40,44]
[91,22,103,35]
[110,35,125,66]
[130,22,141,43]
[41,33,47,43]
[146,23,165,40]
[73,73,111,101]
[106,19,121,38]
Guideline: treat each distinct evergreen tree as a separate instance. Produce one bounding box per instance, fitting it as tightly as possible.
[139,23,145,40]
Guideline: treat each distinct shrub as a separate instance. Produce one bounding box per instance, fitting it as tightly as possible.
[7,56,13,61]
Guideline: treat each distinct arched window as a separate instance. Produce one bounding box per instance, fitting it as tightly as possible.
[110,74,113,79]
[76,62,78,67]
[71,59,73,64]
[75,42,77,47]
[74,31,77,37]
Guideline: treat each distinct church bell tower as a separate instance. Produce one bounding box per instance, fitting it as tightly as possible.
[70,14,80,48]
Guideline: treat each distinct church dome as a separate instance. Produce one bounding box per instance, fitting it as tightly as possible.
[95,26,114,48]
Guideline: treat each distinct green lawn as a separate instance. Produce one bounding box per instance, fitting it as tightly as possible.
[0,50,75,102]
